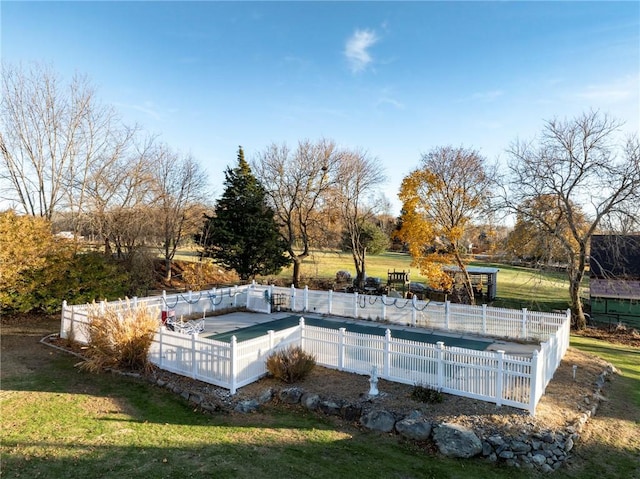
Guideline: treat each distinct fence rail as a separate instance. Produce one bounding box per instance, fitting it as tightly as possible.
[59,283,570,415]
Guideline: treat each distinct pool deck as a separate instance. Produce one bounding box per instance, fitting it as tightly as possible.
[197,311,540,356]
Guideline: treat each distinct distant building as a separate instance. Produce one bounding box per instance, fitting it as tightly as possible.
[589,235,640,327]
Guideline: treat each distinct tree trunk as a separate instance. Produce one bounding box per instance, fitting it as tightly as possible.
[454,250,476,306]
[165,258,172,283]
[569,276,586,330]
[292,257,302,289]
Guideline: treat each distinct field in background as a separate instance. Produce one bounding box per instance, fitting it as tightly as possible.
[173,248,580,312]
[268,250,576,312]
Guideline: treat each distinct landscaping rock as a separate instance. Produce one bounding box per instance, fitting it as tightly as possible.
[360,409,396,433]
[301,393,320,410]
[258,388,275,404]
[234,399,260,413]
[279,387,304,404]
[432,423,482,458]
[395,413,432,441]
[318,399,342,416]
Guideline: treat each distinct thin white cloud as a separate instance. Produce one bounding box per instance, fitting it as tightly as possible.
[344,29,379,73]
[574,75,638,102]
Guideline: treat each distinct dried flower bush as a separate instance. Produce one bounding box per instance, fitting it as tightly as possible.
[80,300,158,374]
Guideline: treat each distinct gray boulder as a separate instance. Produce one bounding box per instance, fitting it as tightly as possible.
[318,399,342,416]
[258,388,275,404]
[360,409,396,433]
[395,413,432,441]
[432,423,482,458]
[301,392,320,410]
[279,387,304,404]
[234,399,260,413]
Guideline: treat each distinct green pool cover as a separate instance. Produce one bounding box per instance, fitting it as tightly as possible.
[206,315,491,350]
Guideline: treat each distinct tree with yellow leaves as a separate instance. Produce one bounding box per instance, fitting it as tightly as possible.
[397,146,494,304]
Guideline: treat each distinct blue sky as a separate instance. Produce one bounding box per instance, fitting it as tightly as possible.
[2,1,639,215]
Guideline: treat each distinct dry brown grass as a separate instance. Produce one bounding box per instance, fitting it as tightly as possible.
[79,299,158,374]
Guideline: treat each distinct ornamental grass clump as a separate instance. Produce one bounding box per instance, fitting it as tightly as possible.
[80,300,158,374]
[266,345,316,383]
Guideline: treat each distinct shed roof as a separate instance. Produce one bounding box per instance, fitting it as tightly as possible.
[590,279,640,300]
[443,266,500,275]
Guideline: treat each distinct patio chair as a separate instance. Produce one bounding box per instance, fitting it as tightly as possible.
[166,316,205,335]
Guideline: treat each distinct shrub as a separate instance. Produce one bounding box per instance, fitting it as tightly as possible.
[80,300,158,374]
[266,346,316,383]
[410,383,444,403]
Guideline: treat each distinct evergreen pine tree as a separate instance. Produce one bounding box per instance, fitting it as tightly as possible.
[198,147,291,280]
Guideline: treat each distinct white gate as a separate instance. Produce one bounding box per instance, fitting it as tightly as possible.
[246,285,271,313]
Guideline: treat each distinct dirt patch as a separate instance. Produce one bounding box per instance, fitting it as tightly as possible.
[574,324,640,348]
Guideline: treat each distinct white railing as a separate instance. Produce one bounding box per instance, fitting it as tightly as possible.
[259,284,569,342]
[59,283,571,415]
[59,285,254,343]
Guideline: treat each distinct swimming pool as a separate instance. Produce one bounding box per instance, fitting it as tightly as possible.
[206,315,492,351]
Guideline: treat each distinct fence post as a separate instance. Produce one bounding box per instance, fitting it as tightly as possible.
[268,284,274,314]
[328,290,333,315]
[521,308,528,339]
[381,295,387,321]
[436,341,445,390]
[338,328,346,371]
[230,336,238,394]
[383,329,391,378]
[299,317,305,351]
[60,300,68,339]
[192,333,197,379]
[162,290,167,313]
[445,301,450,330]
[133,296,138,308]
[482,304,487,335]
[411,296,417,327]
[304,285,309,312]
[188,290,193,316]
[290,284,296,312]
[354,292,359,318]
[210,288,216,313]
[158,326,163,368]
[268,330,275,350]
[529,349,540,416]
[495,350,505,407]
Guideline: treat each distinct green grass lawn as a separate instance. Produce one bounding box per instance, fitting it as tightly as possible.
[570,335,640,409]
[0,328,511,479]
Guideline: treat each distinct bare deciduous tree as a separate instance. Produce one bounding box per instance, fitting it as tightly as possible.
[151,145,209,282]
[500,111,640,329]
[81,134,157,258]
[0,62,134,226]
[254,139,342,287]
[332,149,386,289]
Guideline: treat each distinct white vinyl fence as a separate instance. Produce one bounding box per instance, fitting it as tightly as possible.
[60,283,571,415]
